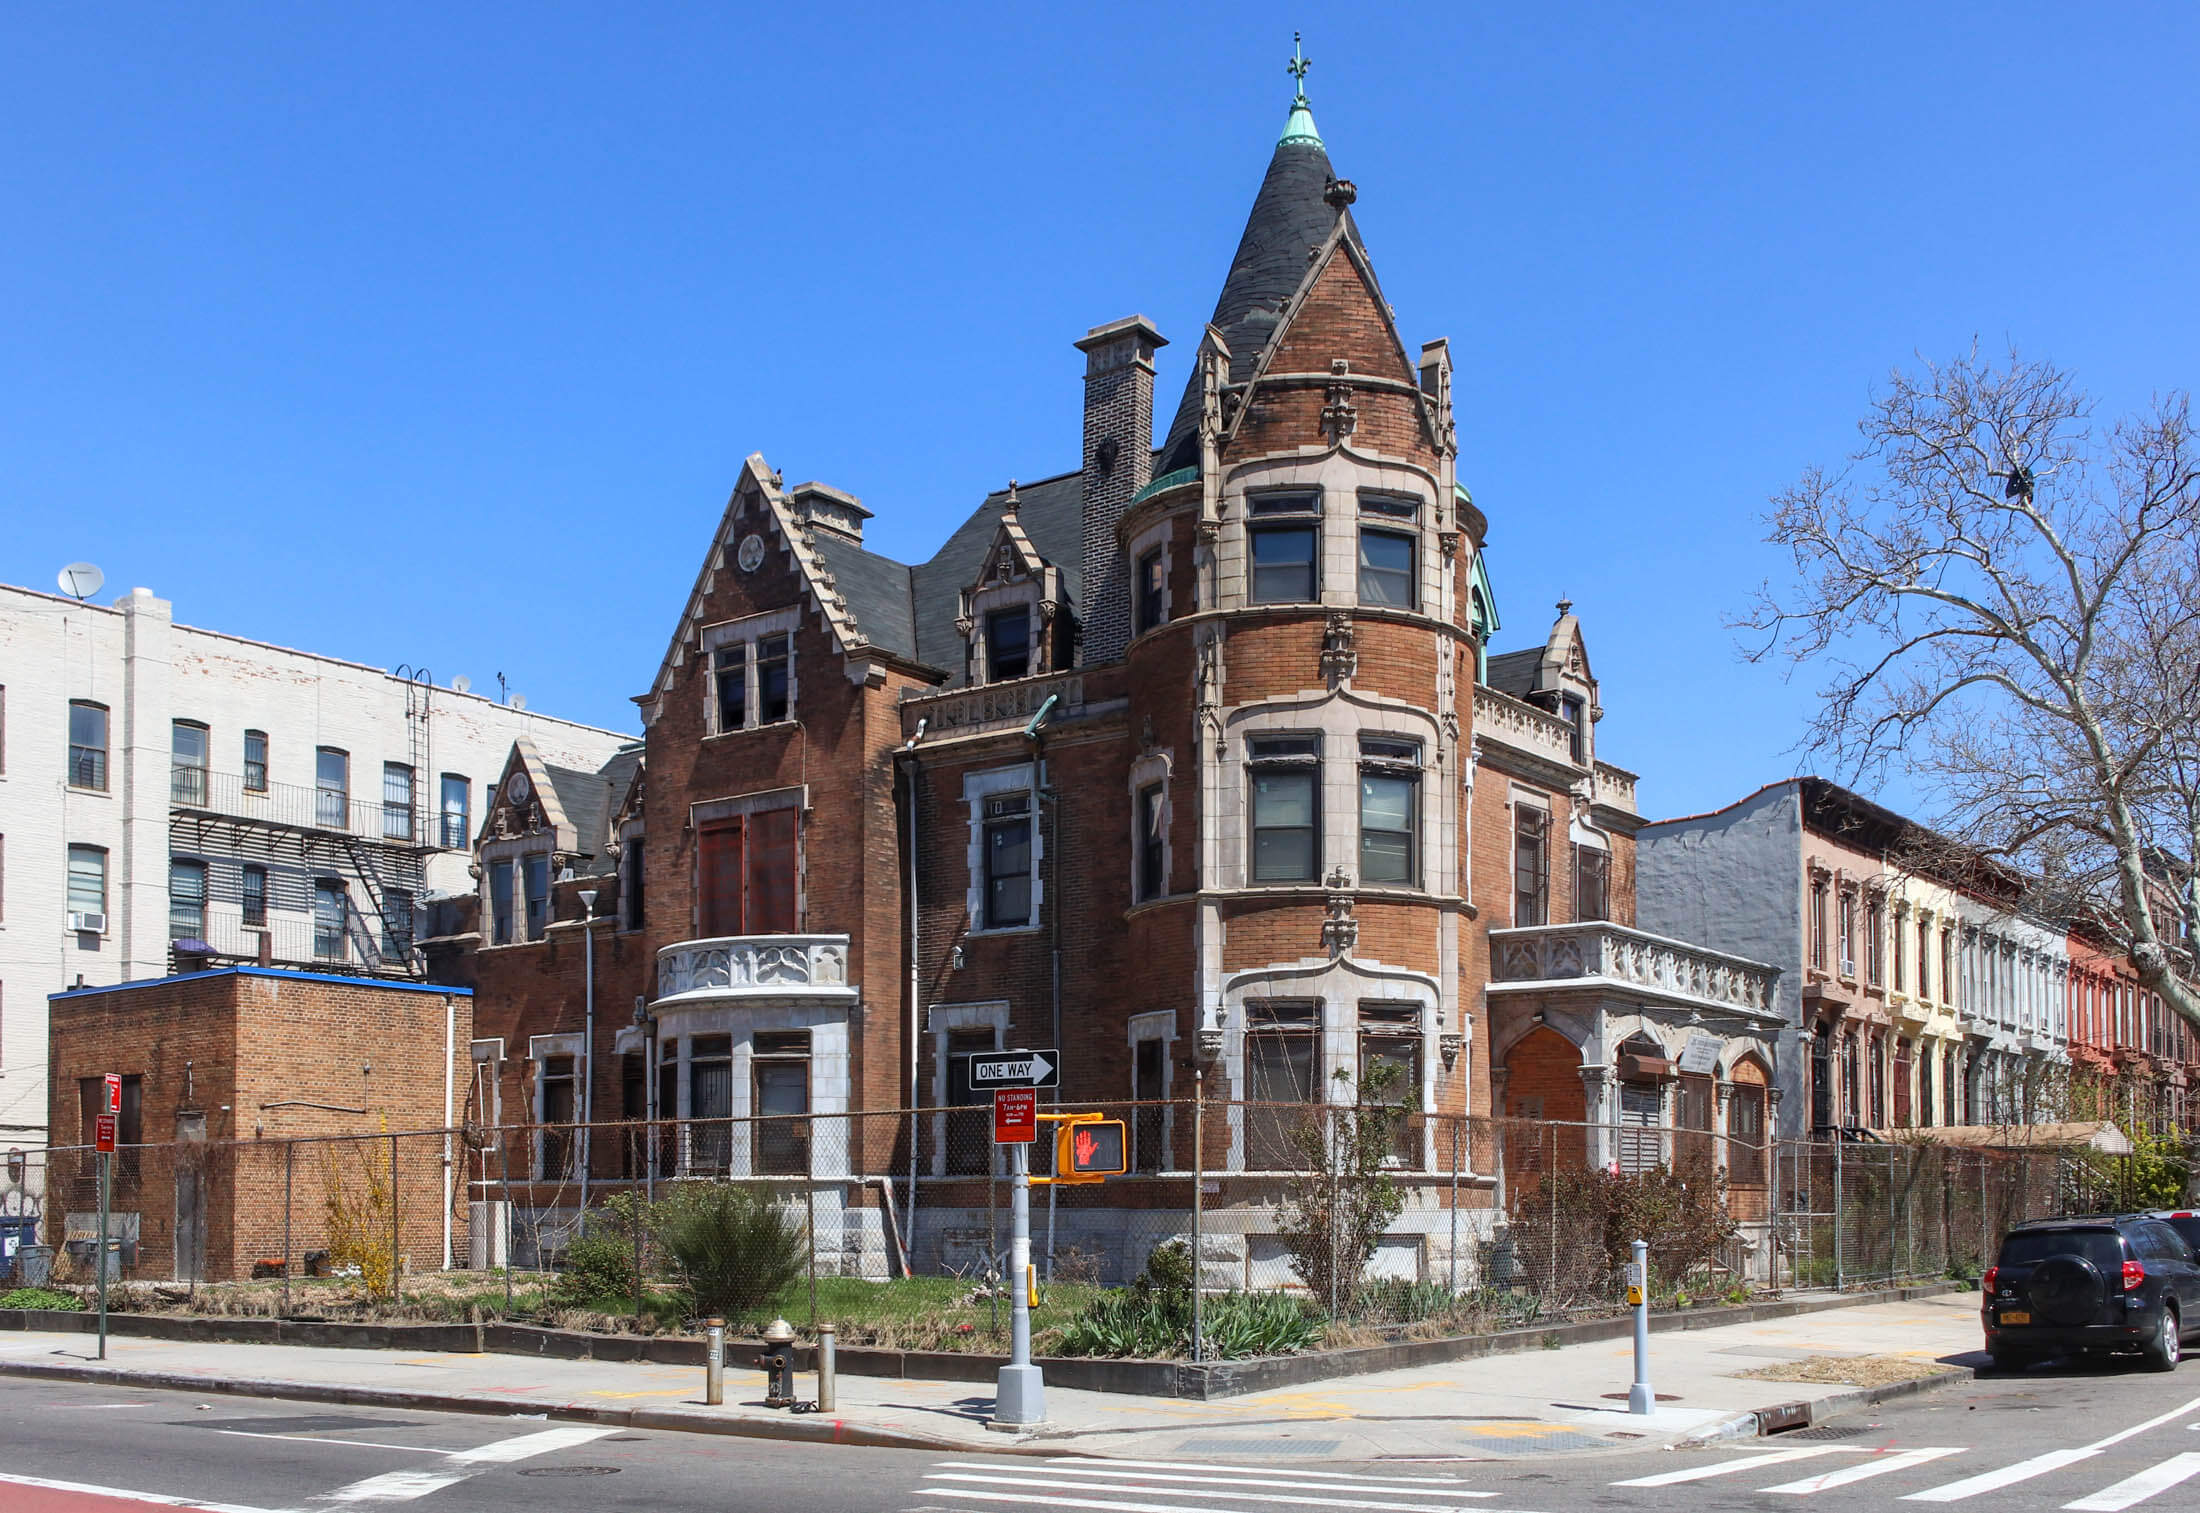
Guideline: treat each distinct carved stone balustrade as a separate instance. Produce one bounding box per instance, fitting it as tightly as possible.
[1487,921,1781,1022]
[653,934,854,1005]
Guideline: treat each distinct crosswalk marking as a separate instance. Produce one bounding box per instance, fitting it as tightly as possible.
[1612,1447,1849,1487]
[1899,1448,2101,1502]
[943,1462,1493,1499]
[923,1470,1496,1513]
[2062,1453,2200,1512]
[1047,1459,1477,1487]
[1759,1448,1966,1495]
[928,1496,1550,1513]
[313,1424,615,1504]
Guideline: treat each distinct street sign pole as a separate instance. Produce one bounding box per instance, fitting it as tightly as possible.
[96,1147,110,1360]
[991,1136,1045,1429]
[1626,1238,1652,1414]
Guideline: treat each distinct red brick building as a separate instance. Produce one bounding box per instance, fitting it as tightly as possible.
[45,966,471,1281]
[420,81,1780,1279]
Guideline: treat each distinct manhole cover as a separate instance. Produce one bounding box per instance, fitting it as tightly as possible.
[516,1466,621,1478]
[1783,1426,1867,1441]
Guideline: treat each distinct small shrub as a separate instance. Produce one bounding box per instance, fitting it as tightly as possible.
[650,1182,807,1321]
[547,1228,638,1310]
[0,1287,82,1311]
[1054,1286,1321,1360]
[1135,1240,1194,1298]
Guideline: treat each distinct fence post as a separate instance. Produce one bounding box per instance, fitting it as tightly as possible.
[1448,1115,1462,1294]
[1192,1071,1205,1364]
[502,1138,514,1316]
[1833,1135,1845,1291]
[806,1115,819,1329]
[282,1140,294,1317]
[1328,1102,1341,1321]
[389,1132,401,1301]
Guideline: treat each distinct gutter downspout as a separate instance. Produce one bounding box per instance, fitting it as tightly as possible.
[441,994,455,1271]
[579,889,599,1226]
[1023,695,1061,1281]
[901,718,928,1275]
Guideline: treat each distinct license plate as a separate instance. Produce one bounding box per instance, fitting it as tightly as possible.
[1999,1310,2031,1325]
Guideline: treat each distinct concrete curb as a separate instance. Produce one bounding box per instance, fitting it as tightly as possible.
[0,1356,1028,1457]
[0,1280,1969,1402]
[1672,1364,1978,1448]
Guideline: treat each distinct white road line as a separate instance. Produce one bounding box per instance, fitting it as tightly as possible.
[1901,1449,2101,1502]
[217,1430,436,1454]
[1041,1459,1474,1487]
[312,1424,615,1503]
[1760,1448,1967,1494]
[0,1469,286,1513]
[925,1471,1493,1513]
[1613,1447,1850,1487]
[1906,1392,2200,1504]
[945,1461,1493,1498]
[929,1494,1551,1513]
[2063,1452,2200,1512]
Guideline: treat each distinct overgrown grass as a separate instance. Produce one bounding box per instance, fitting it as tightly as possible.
[0,1287,81,1311]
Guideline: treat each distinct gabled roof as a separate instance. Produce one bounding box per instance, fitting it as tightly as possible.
[1156,124,1340,474]
[543,743,643,873]
[1485,649,1543,700]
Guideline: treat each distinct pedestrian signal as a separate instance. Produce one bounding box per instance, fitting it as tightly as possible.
[1059,1118,1126,1178]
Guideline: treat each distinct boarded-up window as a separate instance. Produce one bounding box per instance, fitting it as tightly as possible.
[698,807,800,937]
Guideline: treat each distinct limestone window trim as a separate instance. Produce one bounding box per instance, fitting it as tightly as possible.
[962,578,1046,686]
[469,1037,506,1146]
[1218,454,1443,615]
[964,764,1042,935]
[1129,750,1175,904]
[526,1032,584,1179]
[926,1001,1008,1176]
[701,606,801,737]
[1129,520,1175,639]
[1127,1009,1177,1172]
[480,839,556,948]
[1223,701,1445,894]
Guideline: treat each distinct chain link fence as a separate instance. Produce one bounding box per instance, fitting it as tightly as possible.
[6,1106,2156,1347]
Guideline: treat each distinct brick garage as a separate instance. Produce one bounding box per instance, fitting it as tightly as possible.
[46,967,471,1283]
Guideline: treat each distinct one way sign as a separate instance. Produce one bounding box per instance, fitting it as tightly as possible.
[961,1048,1060,1090]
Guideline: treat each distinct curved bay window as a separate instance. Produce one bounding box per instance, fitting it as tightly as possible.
[1357,738,1420,887]
[752,1030,811,1175]
[1248,492,1319,603]
[1249,736,1319,883]
[1246,999,1319,1170]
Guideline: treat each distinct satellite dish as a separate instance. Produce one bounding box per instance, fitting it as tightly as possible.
[511,694,527,711]
[451,675,472,694]
[58,562,104,601]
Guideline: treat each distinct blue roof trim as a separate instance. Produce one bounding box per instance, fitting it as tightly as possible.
[1130,466,1199,505]
[48,965,474,1003]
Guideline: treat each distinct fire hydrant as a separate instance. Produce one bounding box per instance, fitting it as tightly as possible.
[760,1317,799,1408]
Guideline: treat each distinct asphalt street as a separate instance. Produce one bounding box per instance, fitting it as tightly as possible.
[4,1358,2200,1513]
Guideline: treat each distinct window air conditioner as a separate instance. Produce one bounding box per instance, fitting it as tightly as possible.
[69,911,106,934]
[1840,958,1856,977]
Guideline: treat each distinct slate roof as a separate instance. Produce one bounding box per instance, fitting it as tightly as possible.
[1484,648,1544,701]
[1157,132,1342,474]
[812,535,919,662]
[544,744,644,872]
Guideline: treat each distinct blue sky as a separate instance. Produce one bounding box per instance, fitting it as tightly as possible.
[6,5,2193,822]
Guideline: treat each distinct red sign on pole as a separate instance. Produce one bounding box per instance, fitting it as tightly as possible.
[94,1115,117,1154]
[993,1087,1037,1144]
[103,1073,121,1115]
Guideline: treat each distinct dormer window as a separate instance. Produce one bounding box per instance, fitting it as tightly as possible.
[1557,694,1587,764]
[985,607,1031,682]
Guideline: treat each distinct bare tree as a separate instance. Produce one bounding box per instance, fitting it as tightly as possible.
[1741,349,2200,1029]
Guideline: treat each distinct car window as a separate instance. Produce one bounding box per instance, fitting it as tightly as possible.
[2161,1216,2200,1253]
[1997,1229,2123,1270]
[2139,1222,2193,1262]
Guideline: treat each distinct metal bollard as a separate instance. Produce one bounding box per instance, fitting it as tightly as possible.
[704,1316,725,1406]
[816,1323,836,1414]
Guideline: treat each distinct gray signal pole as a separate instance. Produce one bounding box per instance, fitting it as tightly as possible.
[990,1138,1045,1428]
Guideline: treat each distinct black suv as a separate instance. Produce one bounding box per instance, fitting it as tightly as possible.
[1982,1214,2200,1372]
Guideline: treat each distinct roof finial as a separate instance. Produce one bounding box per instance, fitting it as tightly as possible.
[1002,480,1020,516]
[1278,33,1323,148]
[1556,594,1574,618]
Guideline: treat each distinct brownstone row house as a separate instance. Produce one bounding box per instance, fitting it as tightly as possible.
[417,82,1784,1280]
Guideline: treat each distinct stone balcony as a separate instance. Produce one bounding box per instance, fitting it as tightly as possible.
[653,934,855,1006]
[1487,921,1782,1022]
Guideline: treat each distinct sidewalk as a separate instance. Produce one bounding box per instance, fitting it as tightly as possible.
[0,1290,1985,1463]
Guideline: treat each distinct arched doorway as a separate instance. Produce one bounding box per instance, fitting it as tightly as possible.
[1501,1025,1586,1176]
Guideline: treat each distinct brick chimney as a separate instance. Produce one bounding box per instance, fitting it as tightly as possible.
[1075,315,1166,666]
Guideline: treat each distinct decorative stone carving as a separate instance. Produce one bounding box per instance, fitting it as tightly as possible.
[1486,922,1777,1016]
[1320,612,1358,683]
[1320,358,1358,445]
[1322,866,1357,957]
[1195,627,1225,757]
[1197,1027,1225,1063]
[654,934,854,1000]
[1439,1033,1465,1071]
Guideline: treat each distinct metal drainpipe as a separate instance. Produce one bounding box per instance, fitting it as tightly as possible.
[901,719,928,1274]
[1024,696,1061,1280]
[579,889,598,1226]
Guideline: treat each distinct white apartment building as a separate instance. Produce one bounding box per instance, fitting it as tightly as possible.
[0,582,636,1143]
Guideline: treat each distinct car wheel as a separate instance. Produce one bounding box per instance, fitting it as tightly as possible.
[2141,1307,2181,1373]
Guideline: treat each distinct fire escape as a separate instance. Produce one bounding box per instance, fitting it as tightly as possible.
[167,669,440,979]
